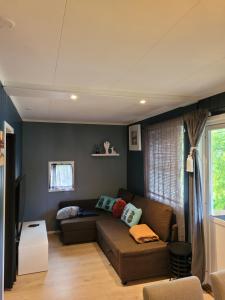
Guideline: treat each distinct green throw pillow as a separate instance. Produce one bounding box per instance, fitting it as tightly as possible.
[121,203,142,227]
[96,195,116,212]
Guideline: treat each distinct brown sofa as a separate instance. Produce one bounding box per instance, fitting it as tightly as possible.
[58,189,177,284]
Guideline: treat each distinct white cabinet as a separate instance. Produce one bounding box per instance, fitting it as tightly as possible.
[18,220,48,275]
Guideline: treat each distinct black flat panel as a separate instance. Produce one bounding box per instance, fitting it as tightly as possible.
[0,85,22,295]
[4,133,16,289]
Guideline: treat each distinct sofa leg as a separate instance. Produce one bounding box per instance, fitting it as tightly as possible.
[122,281,127,285]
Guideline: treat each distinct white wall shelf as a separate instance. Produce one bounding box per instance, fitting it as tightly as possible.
[91,153,120,157]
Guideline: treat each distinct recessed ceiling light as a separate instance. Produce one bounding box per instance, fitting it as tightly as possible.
[140,99,146,104]
[70,94,78,100]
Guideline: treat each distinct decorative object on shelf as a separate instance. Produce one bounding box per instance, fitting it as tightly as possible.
[0,131,4,166]
[91,141,120,157]
[104,141,110,154]
[129,124,141,151]
[110,147,117,155]
[94,144,101,154]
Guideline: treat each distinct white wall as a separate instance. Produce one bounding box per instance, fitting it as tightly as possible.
[209,217,225,272]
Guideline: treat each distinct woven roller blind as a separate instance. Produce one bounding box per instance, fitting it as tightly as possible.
[144,117,185,241]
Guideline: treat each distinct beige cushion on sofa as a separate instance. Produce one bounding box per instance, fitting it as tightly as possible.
[143,276,204,300]
[210,269,225,300]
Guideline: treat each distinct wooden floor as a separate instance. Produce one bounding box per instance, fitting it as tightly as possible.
[5,233,213,300]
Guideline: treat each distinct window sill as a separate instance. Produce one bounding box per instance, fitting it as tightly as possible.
[211,215,225,227]
[214,215,225,221]
[48,188,74,193]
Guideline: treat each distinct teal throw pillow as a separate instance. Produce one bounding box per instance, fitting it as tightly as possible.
[96,195,116,212]
[121,203,142,227]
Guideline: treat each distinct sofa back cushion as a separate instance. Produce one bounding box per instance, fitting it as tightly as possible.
[117,188,134,202]
[131,196,173,241]
[59,199,98,210]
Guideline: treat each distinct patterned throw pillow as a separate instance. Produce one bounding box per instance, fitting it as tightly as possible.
[95,195,117,212]
[56,206,80,220]
[112,199,127,218]
[121,203,142,227]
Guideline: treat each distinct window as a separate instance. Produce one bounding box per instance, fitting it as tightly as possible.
[48,161,74,192]
[208,126,225,216]
[144,117,185,240]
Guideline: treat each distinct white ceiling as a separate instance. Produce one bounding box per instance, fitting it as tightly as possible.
[1,0,225,124]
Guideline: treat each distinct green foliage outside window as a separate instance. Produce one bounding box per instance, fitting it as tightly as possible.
[211,128,225,211]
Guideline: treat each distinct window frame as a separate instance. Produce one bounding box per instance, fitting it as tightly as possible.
[202,113,225,281]
[206,123,225,216]
[48,161,75,192]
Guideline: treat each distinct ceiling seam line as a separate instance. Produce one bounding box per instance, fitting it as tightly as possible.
[52,0,68,85]
[169,55,225,89]
[4,84,197,99]
[134,0,201,65]
[110,0,201,88]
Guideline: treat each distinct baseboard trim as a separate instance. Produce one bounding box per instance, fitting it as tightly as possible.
[202,283,213,296]
[47,230,60,235]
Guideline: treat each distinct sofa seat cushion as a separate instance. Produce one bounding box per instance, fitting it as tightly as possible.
[60,210,111,232]
[96,219,168,258]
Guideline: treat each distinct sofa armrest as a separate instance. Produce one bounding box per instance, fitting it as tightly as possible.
[59,199,98,210]
[170,224,178,242]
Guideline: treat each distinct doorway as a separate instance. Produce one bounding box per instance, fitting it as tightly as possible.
[4,132,16,289]
[1,122,14,299]
[204,114,225,282]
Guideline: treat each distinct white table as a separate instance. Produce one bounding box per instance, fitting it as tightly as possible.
[18,220,48,275]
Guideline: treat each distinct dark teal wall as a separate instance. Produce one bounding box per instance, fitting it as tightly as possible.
[127,92,225,196]
[0,85,22,177]
[22,122,127,230]
[0,85,22,296]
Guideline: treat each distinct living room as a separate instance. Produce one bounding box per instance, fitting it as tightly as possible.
[0,1,225,300]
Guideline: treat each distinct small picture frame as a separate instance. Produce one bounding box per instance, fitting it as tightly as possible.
[129,124,141,151]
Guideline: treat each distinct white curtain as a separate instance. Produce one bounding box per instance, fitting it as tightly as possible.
[50,164,73,189]
[144,117,185,241]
